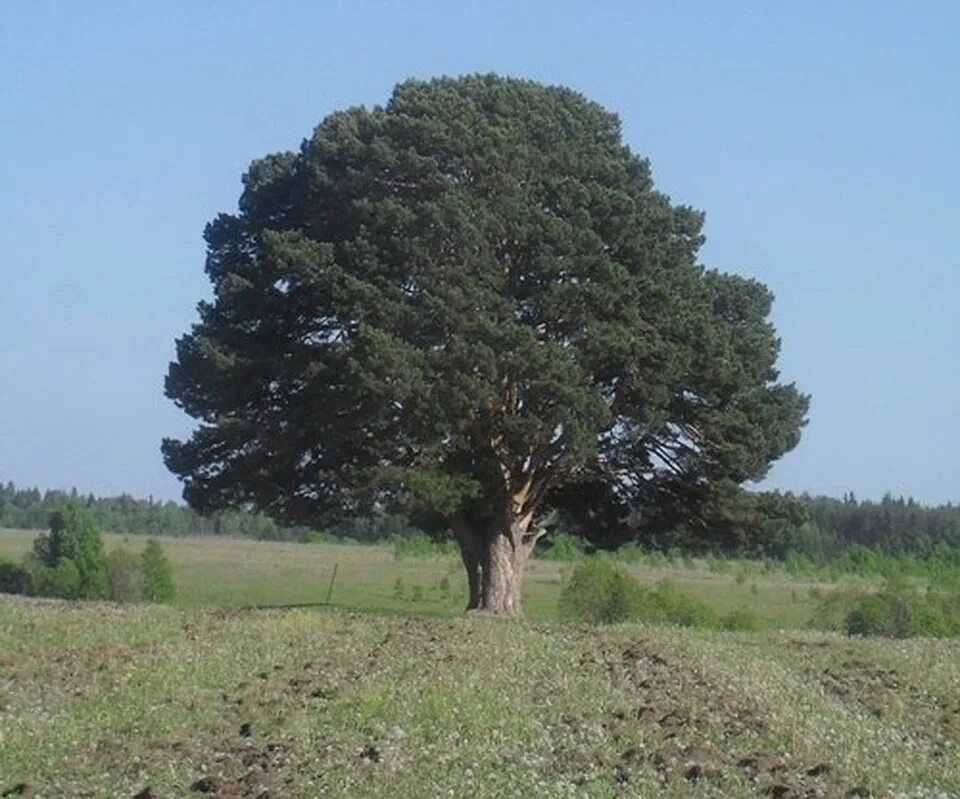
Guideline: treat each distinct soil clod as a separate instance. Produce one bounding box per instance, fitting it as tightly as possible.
[190,776,221,793]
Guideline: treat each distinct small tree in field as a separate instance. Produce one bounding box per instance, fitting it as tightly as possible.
[164,75,808,615]
[141,539,175,603]
[30,505,107,599]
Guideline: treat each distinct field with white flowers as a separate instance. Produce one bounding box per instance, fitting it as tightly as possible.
[1,594,958,798]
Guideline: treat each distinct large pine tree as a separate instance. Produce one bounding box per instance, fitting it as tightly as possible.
[164,75,809,615]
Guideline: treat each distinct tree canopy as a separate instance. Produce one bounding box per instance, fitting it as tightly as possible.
[164,74,809,614]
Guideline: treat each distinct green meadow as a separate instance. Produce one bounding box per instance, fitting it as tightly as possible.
[0,529,832,628]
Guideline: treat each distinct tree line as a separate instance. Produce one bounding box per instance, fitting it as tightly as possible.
[626,488,960,560]
[0,481,306,540]
[2,479,956,561]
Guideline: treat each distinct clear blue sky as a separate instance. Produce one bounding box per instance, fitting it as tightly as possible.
[1,2,957,505]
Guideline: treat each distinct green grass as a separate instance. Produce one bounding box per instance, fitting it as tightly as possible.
[0,529,831,629]
[1,530,957,796]
[0,597,957,798]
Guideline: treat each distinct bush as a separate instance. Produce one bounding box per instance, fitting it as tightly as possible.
[537,531,587,561]
[813,582,959,638]
[722,608,763,632]
[784,551,816,577]
[558,559,726,630]
[107,548,144,602]
[611,543,671,566]
[141,539,175,603]
[301,530,351,545]
[706,556,732,574]
[559,558,646,624]
[33,558,82,599]
[647,578,720,629]
[31,505,108,599]
[0,558,31,594]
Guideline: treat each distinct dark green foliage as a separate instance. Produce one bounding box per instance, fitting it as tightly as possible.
[162,73,807,574]
[813,582,959,638]
[0,558,31,594]
[0,480,308,540]
[802,492,960,555]
[32,557,82,599]
[28,505,107,599]
[645,578,720,628]
[106,548,144,602]
[560,561,727,628]
[141,539,175,603]
[559,559,646,624]
[332,514,423,544]
[5,478,957,564]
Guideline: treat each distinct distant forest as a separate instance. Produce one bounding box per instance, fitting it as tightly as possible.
[0,480,957,560]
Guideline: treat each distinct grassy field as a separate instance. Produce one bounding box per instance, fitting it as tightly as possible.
[1,596,958,798]
[0,529,839,628]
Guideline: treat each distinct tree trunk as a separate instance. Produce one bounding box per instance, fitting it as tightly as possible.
[453,523,484,610]
[454,516,535,617]
[479,529,530,615]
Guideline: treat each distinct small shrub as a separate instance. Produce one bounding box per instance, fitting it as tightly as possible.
[438,576,450,595]
[609,542,644,563]
[648,578,720,629]
[722,608,763,632]
[641,549,669,568]
[706,556,731,574]
[735,572,747,586]
[106,548,144,602]
[141,539,175,603]
[784,552,815,577]
[813,582,959,638]
[750,583,759,594]
[411,585,424,602]
[0,558,31,595]
[300,530,345,545]
[845,585,955,638]
[33,558,82,599]
[809,586,862,631]
[559,558,645,624]
[559,559,732,629]
[538,531,587,561]
[393,577,405,599]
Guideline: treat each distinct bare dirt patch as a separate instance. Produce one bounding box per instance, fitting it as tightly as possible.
[187,741,292,798]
